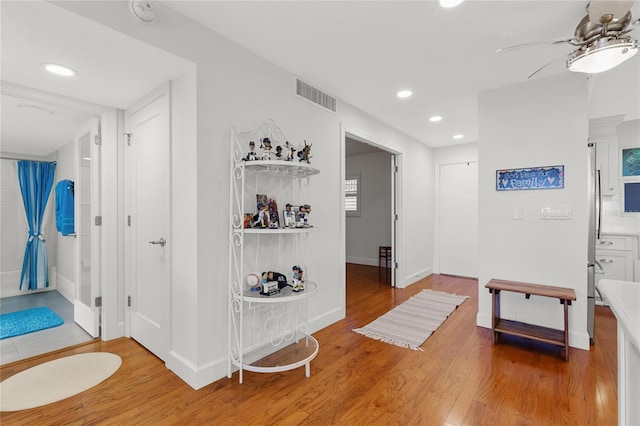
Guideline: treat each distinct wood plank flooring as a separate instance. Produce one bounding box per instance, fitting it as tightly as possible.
[1,264,617,425]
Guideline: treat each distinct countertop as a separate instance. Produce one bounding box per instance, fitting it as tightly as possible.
[600,231,640,238]
[598,279,640,351]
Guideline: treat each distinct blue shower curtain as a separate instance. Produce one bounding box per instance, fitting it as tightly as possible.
[17,160,56,290]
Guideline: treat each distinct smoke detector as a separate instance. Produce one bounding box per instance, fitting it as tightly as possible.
[129,0,156,25]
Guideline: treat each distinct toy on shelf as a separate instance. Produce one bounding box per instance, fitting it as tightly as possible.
[260,271,289,296]
[244,141,258,161]
[254,203,271,228]
[275,145,285,160]
[283,204,295,228]
[296,204,312,228]
[297,141,312,164]
[261,138,273,160]
[247,272,261,292]
[292,266,304,292]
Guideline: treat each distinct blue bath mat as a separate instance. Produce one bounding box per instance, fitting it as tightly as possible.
[0,307,64,340]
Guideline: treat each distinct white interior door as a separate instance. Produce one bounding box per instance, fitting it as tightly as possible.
[125,85,171,361]
[74,116,101,337]
[439,161,478,278]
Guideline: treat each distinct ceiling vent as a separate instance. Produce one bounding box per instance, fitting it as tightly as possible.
[296,79,336,113]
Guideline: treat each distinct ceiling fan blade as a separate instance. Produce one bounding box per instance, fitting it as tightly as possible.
[495,38,575,54]
[588,0,634,23]
[527,58,562,79]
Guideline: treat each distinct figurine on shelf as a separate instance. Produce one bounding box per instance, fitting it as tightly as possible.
[292,265,304,292]
[254,203,270,228]
[244,141,258,161]
[243,213,253,229]
[296,204,312,228]
[297,141,312,164]
[261,137,273,160]
[283,203,295,228]
[285,141,296,162]
[275,145,285,160]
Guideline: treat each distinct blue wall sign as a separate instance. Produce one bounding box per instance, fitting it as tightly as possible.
[496,165,564,191]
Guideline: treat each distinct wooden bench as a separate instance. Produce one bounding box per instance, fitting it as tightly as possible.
[485,278,577,361]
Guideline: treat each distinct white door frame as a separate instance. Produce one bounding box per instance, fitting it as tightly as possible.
[341,125,404,287]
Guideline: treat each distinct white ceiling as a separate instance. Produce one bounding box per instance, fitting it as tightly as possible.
[2,0,639,157]
[0,0,193,157]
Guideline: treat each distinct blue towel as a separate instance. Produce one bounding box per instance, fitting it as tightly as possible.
[55,180,74,236]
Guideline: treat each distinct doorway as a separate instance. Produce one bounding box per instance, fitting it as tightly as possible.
[344,132,400,287]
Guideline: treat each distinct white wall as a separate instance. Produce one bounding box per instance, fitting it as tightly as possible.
[589,60,640,122]
[346,150,392,266]
[478,73,590,350]
[57,1,435,389]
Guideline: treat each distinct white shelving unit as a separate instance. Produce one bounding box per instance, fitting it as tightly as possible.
[228,121,320,384]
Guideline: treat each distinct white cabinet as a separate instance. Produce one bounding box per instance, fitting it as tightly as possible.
[595,138,619,196]
[227,121,320,384]
[596,235,635,305]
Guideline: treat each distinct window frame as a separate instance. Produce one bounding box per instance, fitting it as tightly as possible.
[345,173,361,217]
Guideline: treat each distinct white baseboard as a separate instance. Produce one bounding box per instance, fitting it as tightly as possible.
[166,350,226,391]
[346,256,378,267]
[402,266,433,288]
[166,305,346,390]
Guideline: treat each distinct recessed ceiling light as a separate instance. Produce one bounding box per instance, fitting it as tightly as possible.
[429,116,443,122]
[453,134,464,139]
[439,0,465,8]
[397,90,413,98]
[43,63,76,77]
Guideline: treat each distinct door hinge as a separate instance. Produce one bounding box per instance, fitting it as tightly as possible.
[395,262,398,269]
[124,132,132,146]
[394,166,398,173]
[94,134,101,146]
[95,296,102,307]
[128,295,132,307]
[95,215,102,226]
[127,215,131,226]
[394,214,398,221]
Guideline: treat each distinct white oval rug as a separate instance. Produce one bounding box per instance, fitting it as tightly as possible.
[0,352,122,412]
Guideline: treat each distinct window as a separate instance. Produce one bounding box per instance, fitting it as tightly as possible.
[345,174,360,216]
[622,148,640,213]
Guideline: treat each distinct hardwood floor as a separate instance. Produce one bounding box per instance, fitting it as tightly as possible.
[1,264,617,425]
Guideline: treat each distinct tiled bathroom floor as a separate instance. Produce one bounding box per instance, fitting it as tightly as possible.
[0,290,94,364]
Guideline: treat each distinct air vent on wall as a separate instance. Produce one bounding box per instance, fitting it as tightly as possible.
[296,79,336,113]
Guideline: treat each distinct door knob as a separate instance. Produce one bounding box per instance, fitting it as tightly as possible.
[148,237,166,247]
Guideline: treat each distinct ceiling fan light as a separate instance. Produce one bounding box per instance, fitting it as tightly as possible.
[567,38,638,74]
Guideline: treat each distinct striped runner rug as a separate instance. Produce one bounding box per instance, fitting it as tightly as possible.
[353,289,469,351]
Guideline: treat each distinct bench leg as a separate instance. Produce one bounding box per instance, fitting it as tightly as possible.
[563,300,570,362]
[491,290,501,344]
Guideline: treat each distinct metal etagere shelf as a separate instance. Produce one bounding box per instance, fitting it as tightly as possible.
[227,120,320,384]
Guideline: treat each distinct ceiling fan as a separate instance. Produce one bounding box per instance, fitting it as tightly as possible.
[497,0,639,78]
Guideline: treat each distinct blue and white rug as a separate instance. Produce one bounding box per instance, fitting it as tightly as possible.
[0,307,64,340]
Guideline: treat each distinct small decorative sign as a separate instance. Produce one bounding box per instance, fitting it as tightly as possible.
[496,165,564,191]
